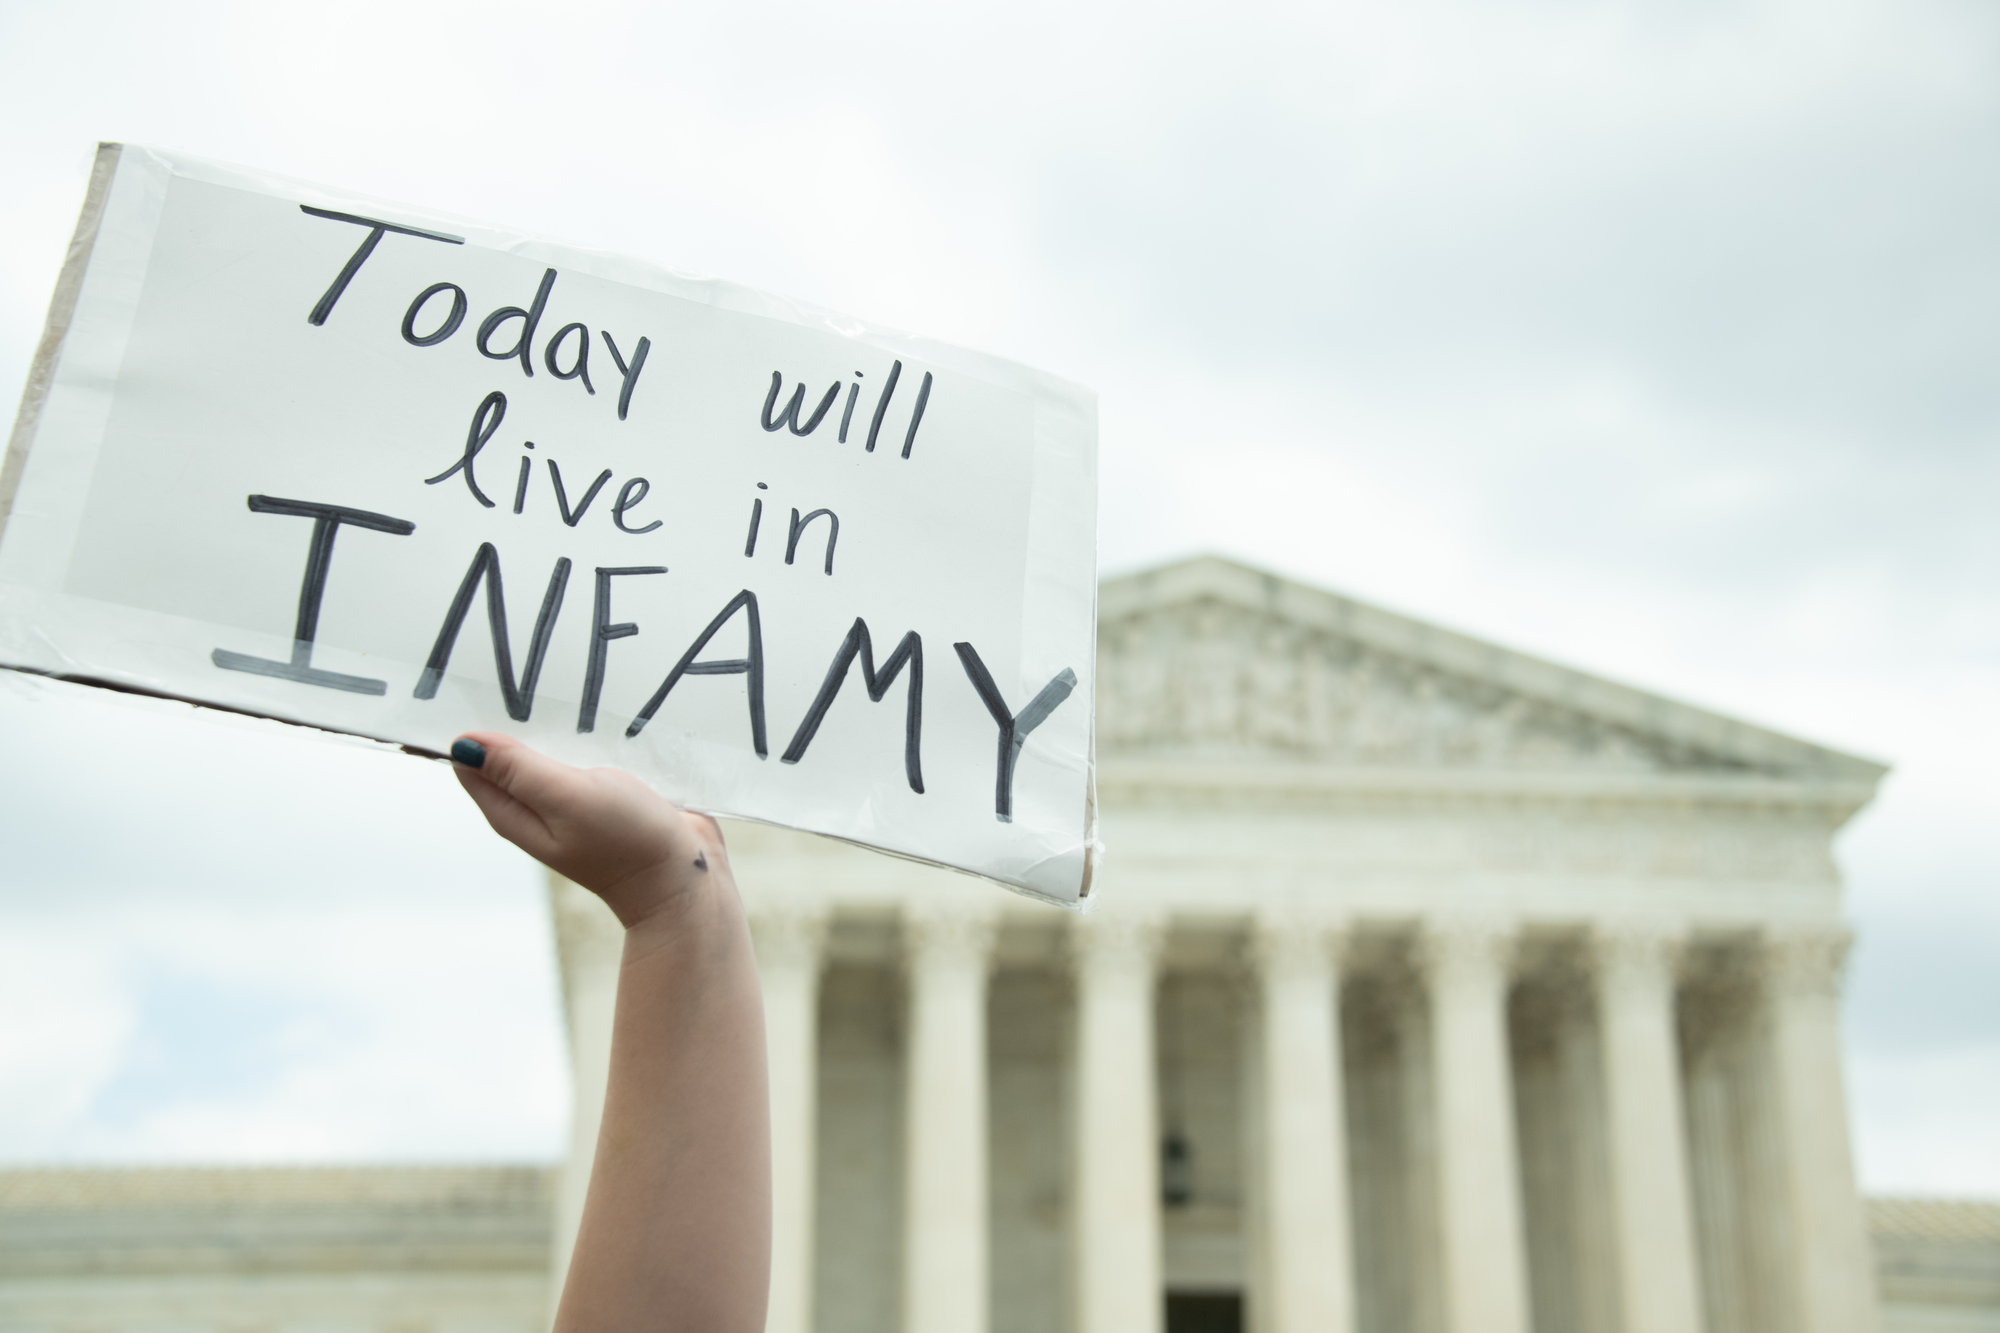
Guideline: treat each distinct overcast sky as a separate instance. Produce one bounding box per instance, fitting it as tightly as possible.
[1,0,1996,1195]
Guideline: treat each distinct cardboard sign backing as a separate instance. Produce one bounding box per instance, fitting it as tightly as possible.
[0,145,1099,904]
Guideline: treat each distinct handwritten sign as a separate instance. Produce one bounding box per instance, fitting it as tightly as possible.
[0,145,1099,905]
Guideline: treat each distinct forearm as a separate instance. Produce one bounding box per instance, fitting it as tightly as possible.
[555,875,771,1333]
[446,734,772,1330]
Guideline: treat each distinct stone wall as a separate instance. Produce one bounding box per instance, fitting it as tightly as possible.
[0,1169,1992,1333]
[0,1167,552,1332]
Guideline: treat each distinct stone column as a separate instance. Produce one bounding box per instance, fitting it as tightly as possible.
[1423,920,1532,1333]
[751,902,830,1333]
[1073,911,1166,1333]
[1594,926,1706,1333]
[902,901,999,1333]
[546,871,624,1323]
[1253,910,1357,1333]
[1767,928,1879,1333]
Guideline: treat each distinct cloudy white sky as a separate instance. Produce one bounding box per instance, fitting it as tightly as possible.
[1,0,1996,1194]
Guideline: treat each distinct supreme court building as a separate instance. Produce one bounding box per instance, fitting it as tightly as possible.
[4,556,1993,1333]
[550,555,1892,1333]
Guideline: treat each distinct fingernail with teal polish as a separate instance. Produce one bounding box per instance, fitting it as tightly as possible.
[451,738,486,769]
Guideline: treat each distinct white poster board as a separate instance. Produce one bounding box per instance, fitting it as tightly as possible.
[0,145,1099,905]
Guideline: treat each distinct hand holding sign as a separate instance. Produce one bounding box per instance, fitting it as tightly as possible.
[448,732,724,928]
[0,144,1100,904]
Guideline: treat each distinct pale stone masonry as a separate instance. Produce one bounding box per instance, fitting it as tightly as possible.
[517,556,1915,1333]
[1251,910,1355,1333]
[1596,928,1706,1333]
[1071,912,1167,1333]
[0,1166,553,1330]
[684,554,1898,1333]
[751,900,828,1333]
[2,1171,1991,1332]
[901,901,999,1333]
[3,556,1989,1333]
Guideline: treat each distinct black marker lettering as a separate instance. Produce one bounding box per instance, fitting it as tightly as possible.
[301,206,462,326]
[513,453,532,514]
[761,372,841,436]
[612,477,662,534]
[548,460,614,527]
[781,619,924,793]
[477,268,557,377]
[902,371,933,460]
[744,498,763,556]
[626,590,767,757]
[600,332,651,421]
[785,507,839,575]
[413,544,571,722]
[401,282,468,346]
[544,322,595,394]
[211,495,416,695]
[424,391,506,508]
[952,643,1077,822]
[578,565,667,733]
[864,360,902,452]
[838,380,860,442]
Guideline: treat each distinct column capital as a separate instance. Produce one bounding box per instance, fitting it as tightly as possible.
[1071,909,1166,978]
[904,896,1000,972]
[1250,907,1350,982]
[1763,926,1853,1000]
[1589,922,1687,989]
[1418,917,1518,987]
[748,899,829,973]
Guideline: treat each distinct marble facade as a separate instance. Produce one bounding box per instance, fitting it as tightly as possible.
[545,555,1894,1333]
[6,1173,1995,1332]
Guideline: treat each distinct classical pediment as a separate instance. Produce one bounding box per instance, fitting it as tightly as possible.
[1098,557,1885,785]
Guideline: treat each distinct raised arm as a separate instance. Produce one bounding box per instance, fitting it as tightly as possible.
[448,732,770,1333]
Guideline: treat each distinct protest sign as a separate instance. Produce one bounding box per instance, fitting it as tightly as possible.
[0,145,1099,905]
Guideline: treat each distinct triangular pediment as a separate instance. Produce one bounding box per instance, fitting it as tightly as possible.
[1098,557,1885,784]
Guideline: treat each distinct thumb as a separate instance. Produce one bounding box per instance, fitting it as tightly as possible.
[450,732,575,861]
[453,731,581,822]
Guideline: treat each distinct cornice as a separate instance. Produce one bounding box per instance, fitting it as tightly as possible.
[1096,755,1877,823]
[1099,556,1888,788]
